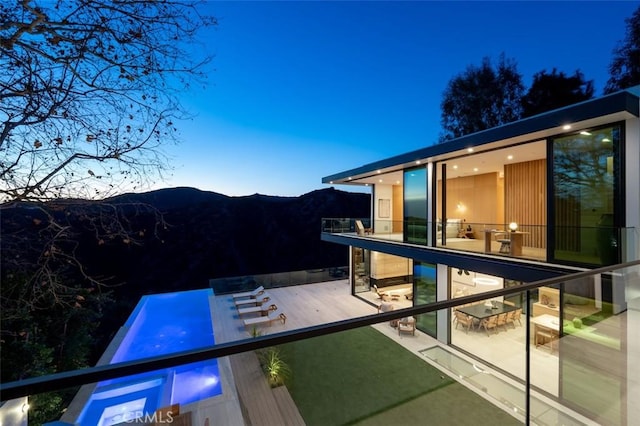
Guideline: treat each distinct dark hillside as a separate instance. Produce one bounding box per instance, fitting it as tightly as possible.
[2,185,369,319]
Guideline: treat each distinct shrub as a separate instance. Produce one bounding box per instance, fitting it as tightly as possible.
[259,348,290,387]
[572,317,583,329]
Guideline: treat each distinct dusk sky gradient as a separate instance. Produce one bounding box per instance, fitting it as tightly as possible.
[155,1,639,197]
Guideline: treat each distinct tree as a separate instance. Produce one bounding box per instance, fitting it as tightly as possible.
[0,0,216,395]
[439,54,524,142]
[1,0,216,201]
[521,69,594,118]
[604,5,640,94]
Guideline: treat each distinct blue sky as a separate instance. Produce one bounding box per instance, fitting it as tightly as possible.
[156,1,639,197]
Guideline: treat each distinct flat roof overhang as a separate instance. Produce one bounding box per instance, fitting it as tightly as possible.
[322,232,584,282]
[323,89,640,185]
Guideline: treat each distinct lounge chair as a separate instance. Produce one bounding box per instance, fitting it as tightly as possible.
[238,303,277,317]
[398,317,416,336]
[235,294,270,308]
[373,284,388,300]
[243,310,287,328]
[355,220,372,236]
[232,285,265,300]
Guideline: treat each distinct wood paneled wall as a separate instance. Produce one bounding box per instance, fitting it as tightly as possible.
[504,159,547,248]
[371,252,411,279]
[438,172,503,227]
[392,185,403,233]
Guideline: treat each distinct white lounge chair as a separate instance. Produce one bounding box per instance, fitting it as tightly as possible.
[232,285,265,300]
[243,310,287,328]
[238,303,277,317]
[235,294,270,308]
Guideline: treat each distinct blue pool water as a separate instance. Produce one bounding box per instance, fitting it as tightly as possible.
[76,289,221,426]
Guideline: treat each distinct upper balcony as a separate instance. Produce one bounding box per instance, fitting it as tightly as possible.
[322,217,637,267]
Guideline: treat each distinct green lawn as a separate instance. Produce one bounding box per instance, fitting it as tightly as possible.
[279,327,521,426]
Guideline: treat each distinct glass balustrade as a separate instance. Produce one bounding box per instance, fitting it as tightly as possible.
[1,261,638,425]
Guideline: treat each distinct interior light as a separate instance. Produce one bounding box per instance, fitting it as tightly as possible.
[467,148,474,153]
[347,177,352,180]
[415,160,421,164]
[377,170,381,174]
[473,167,478,172]
[473,277,499,286]
[580,131,592,136]
[602,138,611,142]
[22,403,30,413]
[507,155,513,160]
[562,124,572,130]
[509,222,518,232]
[329,181,333,184]
[396,180,400,184]
[452,165,458,169]
[378,179,383,183]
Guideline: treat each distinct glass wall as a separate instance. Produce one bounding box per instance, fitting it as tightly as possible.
[353,247,370,294]
[551,124,622,266]
[404,167,427,244]
[413,262,437,337]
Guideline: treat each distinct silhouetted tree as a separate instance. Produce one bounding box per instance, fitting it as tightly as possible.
[604,5,640,93]
[1,1,216,201]
[0,1,216,409]
[439,54,524,142]
[521,69,594,118]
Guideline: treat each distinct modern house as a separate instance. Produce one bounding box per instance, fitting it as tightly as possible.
[2,89,638,426]
[321,86,640,424]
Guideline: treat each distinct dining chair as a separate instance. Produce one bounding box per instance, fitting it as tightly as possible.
[454,312,474,333]
[512,308,523,326]
[496,313,509,331]
[480,315,498,336]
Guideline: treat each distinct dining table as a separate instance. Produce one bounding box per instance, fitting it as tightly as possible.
[456,301,518,321]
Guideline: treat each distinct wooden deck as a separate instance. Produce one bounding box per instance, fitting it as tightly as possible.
[211,280,382,426]
[212,279,379,344]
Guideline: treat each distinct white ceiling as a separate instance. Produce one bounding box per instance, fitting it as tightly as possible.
[350,140,546,185]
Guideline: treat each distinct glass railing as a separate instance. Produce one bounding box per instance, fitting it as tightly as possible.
[209,266,349,294]
[1,261,639,425]
[321,218,638,265]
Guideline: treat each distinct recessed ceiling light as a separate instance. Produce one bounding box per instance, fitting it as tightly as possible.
[365,183,369,186]
[467,148,474,153]
[473,167,479,172]
[453,165,458,169]
[562,124,572,130]
[507,155,513,160]
[580,131,592,136]
[348,177,352,180]
[377,170,381,174]
[415,160,421,165]
[396,180,400,184]
[378,179,383,183]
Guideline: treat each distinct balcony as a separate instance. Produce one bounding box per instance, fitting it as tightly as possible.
[1,261,639,425]
[322,218,637,266]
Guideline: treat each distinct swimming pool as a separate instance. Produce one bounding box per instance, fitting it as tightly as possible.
[76,289,222,426]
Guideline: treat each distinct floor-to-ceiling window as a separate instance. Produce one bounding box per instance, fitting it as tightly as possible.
[551,124,622,266]
[413,261,437,337]
[404,167,427,245]
[353,247,370,294]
